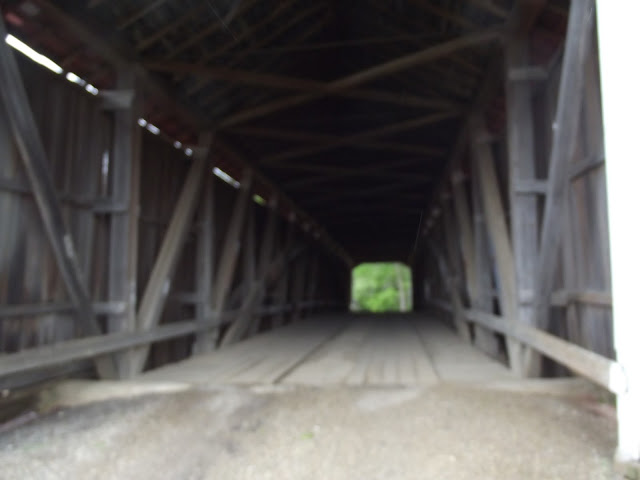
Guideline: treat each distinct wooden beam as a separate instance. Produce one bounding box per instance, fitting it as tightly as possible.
[215,141,353,267]
[470,158,501,355]
[228,126,445,162]
[271,222,294,328]
[534,0,594,335]
[550,289,612,308]
[136,4,208,52]
[0,302,125,317]
[289,251,308,323]
[219,29,502,127]
[129,134,212,375]
[32,0,205,130]
[107,70,142,377]
[426,241,470,340]
[226,199,281,342]
[303,177,428,206]
[0,16,117,378]
[247,198,280,336]
[283,158,433,189]
[118,0,170,30]
[451,173,499,354]
[145,61,458,111]
[0,311,239,378]
[279,164,432,183]
[505,34,542,376]
[192,175,215,354]
[465,309,626,394]
[471,118,524,374]
[220,242,304,345]
[210,170,254,341]
[441,202,473,341]
[262,111,458,165]
[163,0,260,60]
[186,0,317,95]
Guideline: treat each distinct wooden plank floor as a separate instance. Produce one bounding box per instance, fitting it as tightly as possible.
[141,314,514,386]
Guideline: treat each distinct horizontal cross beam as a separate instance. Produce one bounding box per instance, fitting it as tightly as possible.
[219,28,503,127]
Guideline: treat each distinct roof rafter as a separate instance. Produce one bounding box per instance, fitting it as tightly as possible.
[260,111,458,165]
[219,28,502,128]
[186,0,322,96]
[145,61,459,111]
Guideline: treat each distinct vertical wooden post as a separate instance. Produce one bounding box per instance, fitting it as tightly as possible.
[247,198,279,336]
[471,118,523,374]
[192,174,215,354]
[441,201,472,341]
[107,70,142,377]
[290,249,307,323]
[470,153,500,356]
[304,249,320,315]
[596,0,640,468]
[533,0,594,334]
[129,134,212,375]
[210,170,253,338]
[0,17,117,377]
[505,35,542,375]
[452,171,498,354]
[242,200,256,300]
[272,220,294,327]
[426,238,468,338]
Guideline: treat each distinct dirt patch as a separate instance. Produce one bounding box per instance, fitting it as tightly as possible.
[0,384,617,480]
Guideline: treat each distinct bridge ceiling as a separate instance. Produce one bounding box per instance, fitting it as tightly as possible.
[2,0,568,262]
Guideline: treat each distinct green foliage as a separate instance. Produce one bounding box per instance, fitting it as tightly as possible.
[351,263,412,312]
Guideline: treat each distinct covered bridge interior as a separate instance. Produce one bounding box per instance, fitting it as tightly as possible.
[1,0,639,475]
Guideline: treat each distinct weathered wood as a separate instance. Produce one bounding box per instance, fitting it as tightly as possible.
[426,240,470,341]
[0,311,241,378]
[507,66,547,82]
[262,111,457,165]
[192,175,215,354]
[215,141,352,268]
[505,35,541,376]
[145,61,457,111]
[220,244,305,346]
[230,126,444,159]
[210,170,254,341]
[550,290,612,308]
[471,118,523,374]
[107,70,142,377]
[289,249,310,323]
[569,154,605,180]
[305,251,321,316]
[220,29,501,127]
[0,302,126,317]
[129,135,212,375]
[271,222,294,328]
[0,16,116,378]
[596,0,640,464]
[247,199,280,336]
[464,309,626,395]
[534,0,594,337]
[451,172,498,354]
[442,201,472,341]
[470,155,501,355]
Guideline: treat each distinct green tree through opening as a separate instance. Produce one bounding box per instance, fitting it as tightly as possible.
[350,263,413,313]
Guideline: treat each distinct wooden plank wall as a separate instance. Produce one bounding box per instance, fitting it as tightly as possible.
[535,21,613,362]
[0,57,110,354]
[0,56,350,382]
[418,20,614,373]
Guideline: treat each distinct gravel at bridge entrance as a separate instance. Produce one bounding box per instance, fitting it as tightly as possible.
[0,382,616,480]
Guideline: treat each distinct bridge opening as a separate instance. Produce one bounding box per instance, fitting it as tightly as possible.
[350,262,413,313]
